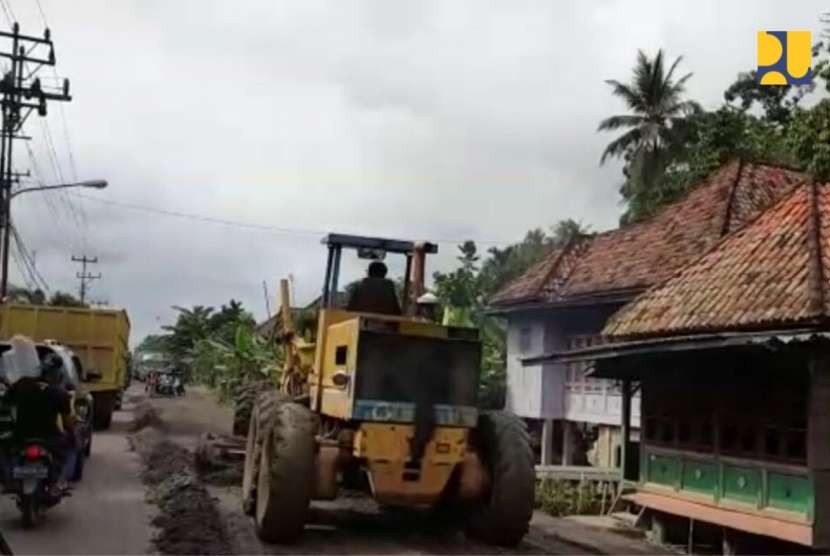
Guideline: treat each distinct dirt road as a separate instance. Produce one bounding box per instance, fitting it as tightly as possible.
[0,398,154,555]
[146,387,662,555]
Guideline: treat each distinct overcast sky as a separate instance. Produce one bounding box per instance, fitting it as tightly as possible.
[3,0,827,342]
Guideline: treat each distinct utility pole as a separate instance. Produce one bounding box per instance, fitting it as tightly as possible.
[0,22,71,298]
[262,280,272,319]
[72,254,99,304]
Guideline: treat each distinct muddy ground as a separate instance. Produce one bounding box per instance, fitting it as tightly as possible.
[134,386,662,555]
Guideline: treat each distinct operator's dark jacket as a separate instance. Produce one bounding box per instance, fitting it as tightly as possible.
[346,277,401,315]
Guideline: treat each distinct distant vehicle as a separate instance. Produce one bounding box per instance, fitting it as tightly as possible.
[152,367,184,397]
[134,352,170,382]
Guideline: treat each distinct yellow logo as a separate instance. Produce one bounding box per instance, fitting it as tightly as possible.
[757,31,811,85]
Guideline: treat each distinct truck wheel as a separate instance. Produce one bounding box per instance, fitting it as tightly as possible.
[254,402,315,543]
[93,407,112,430]
[465,411,535,547]
[243,391,290,517]
[92,394,115,430]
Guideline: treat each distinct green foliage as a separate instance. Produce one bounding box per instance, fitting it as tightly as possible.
[433,221,591,409]
[786,99,830,181]
[535,479,603,517]
[3,287,86,308]
[609,34,830,223]
[6,286,46,305]
[140,299,279,402]
[136,334,169,354]
[433,240,480,309]
[48,291,87,307]
[478,221,590,296]
[598,49,700,215]
[621,108,792,223]
[189,322,281,402]
[723,70,813,126]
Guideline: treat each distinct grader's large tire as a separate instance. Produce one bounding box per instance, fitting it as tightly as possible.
[241,411,260,516]
[465,411,535,547]
[253,400,315,543]
[242,391,291,516]
[233,380,273,437]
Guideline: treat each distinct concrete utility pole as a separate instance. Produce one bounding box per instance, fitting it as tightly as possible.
[0,22,72,298]
[72,254,100,304]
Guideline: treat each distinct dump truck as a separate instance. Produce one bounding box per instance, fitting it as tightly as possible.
[242,234,535,545]
[0,303,130,429]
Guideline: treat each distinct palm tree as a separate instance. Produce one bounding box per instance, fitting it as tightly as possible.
[598,50,701,174]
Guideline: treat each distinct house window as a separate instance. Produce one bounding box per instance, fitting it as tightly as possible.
[519,327,532,353]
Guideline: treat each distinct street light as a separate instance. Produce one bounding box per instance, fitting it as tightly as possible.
[1,178,109,298]
[10,179,107,200]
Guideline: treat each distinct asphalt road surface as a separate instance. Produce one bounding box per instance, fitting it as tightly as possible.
[0,405,153,555]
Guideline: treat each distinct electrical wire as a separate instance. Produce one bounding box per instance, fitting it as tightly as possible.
[11,224,49,293]
[71,192,517,246]
[33,0,90,251]
[40,119,86,240]
[9,246,36,291]
[0,0,13,28]
[0,0,12,29]
[25,141,78,253]
[34,0,47,27]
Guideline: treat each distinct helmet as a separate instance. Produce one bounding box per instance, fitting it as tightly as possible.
[416,292,438,305]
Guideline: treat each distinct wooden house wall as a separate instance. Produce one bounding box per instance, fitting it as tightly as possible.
[638,349,814,537]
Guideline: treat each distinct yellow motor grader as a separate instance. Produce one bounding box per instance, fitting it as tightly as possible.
[242,234,534,545]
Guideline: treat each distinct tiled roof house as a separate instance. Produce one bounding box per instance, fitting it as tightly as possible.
[490,159,806,466]
[534,181,830,551]
[605,180,829,338]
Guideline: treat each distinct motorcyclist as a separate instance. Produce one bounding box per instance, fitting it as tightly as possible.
[7,354,75,493]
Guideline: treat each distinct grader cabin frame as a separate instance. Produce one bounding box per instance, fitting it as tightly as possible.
[241,234,534,545]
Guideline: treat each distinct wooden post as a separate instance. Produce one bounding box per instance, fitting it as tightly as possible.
[280,279,294,334]
[562,420,573,465]
[651,512,666,545]
[621,379,632,481]
[541,419,554,465]
[722,527,738,556]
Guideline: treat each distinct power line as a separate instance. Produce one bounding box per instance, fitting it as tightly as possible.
[39,119,86,251]
[0,0,13,29]
[24,140,76,252]
[31,0,88,248]
[1,0,14,24]
[34,0,47,27]
[72,192,517,246]
[11,224,49,293]
[9,245,35,291]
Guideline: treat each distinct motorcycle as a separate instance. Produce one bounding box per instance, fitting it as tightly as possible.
[9,441,62,527]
